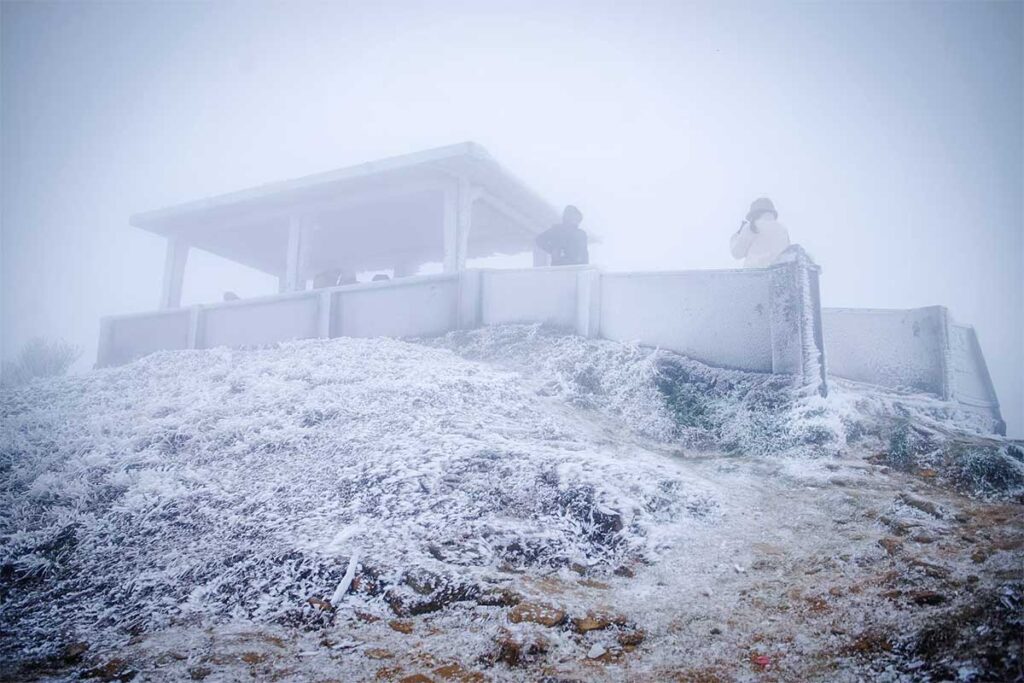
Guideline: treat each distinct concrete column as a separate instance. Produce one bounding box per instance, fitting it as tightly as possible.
[281,215,304,293]
[318,291,333,338]
[96,318,114,367]
[768,248,827,396]
[575,268,601,338]
[458,269,483,329]
[533,246,550,267]
[187,306,203,349]
[443,178,477,273]
[159,237,189,309]
[442,187,458,273]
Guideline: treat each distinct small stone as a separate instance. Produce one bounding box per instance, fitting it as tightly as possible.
[307,596,334,611]
[571,613,619,632]
[365,648,394,660]
[910,590,946,606]
[909,533,937,544]
[971,549,990,563]
[508,602,566,627]
[898,493,942,518]
[613,565,635,578]
[389,619,414,634]
[878,537,902,556]
[476,587,522,607]
[492,630,548,667]
[82,658,137,682]
[617,629,645,649]
[188,666,211,681]
[587,644,607,659]
[62,642,89,663]
[710,626,722,635]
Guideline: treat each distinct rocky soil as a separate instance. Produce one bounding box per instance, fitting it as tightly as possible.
[2,325,1020,682]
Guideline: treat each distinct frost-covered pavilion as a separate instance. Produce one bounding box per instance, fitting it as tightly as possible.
[102,143,1005,435]
[131,142,560,309]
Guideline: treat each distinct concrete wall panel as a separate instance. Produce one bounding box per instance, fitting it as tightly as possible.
[481,267,579,329]
[202,295,320,348]
[599,270,774,372]
[334,276,459,339]
[823,307,948,395]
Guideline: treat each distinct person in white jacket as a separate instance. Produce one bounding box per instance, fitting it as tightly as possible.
[730,197,791,268]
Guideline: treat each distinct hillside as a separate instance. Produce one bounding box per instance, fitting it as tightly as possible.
[2,325,1021,682]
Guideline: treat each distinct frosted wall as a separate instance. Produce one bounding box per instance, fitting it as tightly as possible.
[600,270,774,372]
[98,309,190,366]
[480,267,580,328]
[202,295,320,348]
[333,276,459,338]
[823,307,947,395]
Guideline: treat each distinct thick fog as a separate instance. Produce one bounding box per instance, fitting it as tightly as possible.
[1,1,1021,435]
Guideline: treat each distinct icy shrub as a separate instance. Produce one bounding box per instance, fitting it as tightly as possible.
[1,338,81,388]
[431,324,843,456]
[943,444,1024,502]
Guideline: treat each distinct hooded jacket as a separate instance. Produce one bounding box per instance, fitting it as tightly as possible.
[730,215,791,268]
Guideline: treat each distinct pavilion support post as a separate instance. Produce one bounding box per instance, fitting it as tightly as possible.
[443,178,477,273]
[533,247,550,267]
[159,237,189,309]
[280,215,304,293]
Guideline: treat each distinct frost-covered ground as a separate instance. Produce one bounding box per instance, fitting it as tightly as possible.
[1,325,1021,682]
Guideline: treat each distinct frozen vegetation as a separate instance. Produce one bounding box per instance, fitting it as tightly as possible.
[1,325,1021,681]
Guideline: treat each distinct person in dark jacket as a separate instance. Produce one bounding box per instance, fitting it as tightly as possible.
[535,205,589,266]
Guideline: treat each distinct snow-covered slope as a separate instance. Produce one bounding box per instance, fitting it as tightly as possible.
[2,325,1021,681]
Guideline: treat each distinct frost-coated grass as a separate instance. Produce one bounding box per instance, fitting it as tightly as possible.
[0,334,713,662]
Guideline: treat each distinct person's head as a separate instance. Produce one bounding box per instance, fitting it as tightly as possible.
[562,205,583,227]
[746,197,777,224]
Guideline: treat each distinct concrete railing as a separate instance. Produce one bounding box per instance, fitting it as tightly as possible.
[95,262,828,389]
[98,259,829,396]
[823,306,1005,434]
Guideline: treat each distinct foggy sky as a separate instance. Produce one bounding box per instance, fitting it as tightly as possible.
[2,0,1022,435]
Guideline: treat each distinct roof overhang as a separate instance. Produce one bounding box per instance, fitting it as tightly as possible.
[130,142,561,276]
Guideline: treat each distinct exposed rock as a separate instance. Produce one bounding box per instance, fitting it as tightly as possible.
[389,619,415,634]
[910,590,947,606]
[366,648,394,660]
[899,493,942,518]
[617,629,645,650]
[878,537,902,556]
[491,630,548,667]
[306,596,333,611]
[613,565,635,578]
[909,559,951,579]
[187,666,211,680]
[476,587,522,607]
[571,612,625,633]
[508,602,566,627]
[398,675,434,683]
[82,658,137,682]
[433,661,485,681]
[61,641,89,664]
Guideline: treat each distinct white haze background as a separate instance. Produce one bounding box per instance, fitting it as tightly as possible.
[1,1,1022,435]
